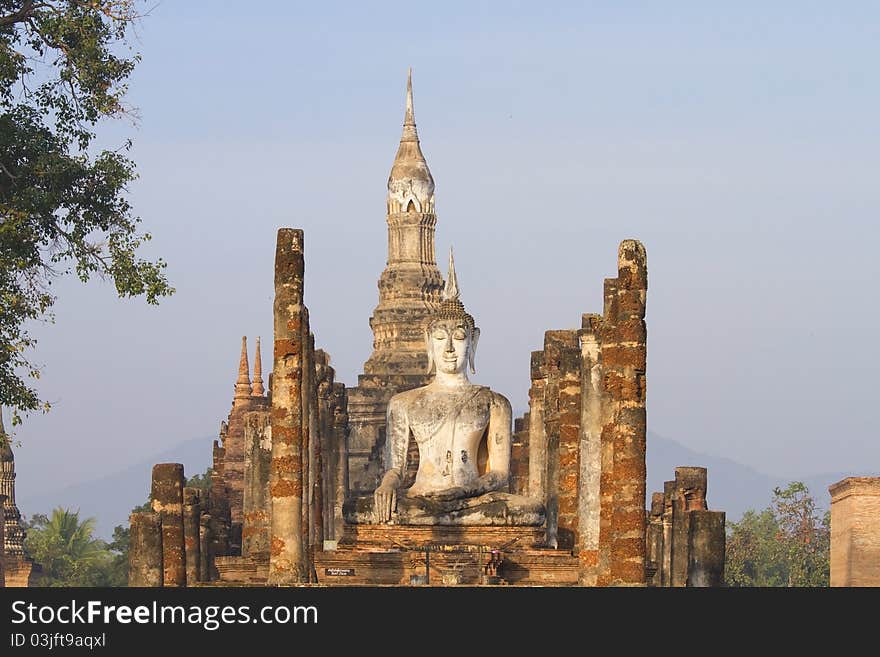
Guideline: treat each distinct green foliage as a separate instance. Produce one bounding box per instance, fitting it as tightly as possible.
[186,467,213,492]
[725,482,830,587]
[24,507,127,586]
[0,1,173,426]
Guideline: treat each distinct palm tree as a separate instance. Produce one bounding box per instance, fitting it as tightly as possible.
[25,507,113,586]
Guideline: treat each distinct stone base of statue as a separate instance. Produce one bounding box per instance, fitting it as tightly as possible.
[343,491,546,526]
[312,522,578,586]
[310,490,574,586]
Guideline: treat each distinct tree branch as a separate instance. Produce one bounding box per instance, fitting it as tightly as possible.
[0,1,35,28]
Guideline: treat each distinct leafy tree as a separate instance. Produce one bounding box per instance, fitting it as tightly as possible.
[0,1,172,426]
[724,508,787,586]
[725,482,830,587]
[104,520,131,585]
[771,482,830,586]
[24,506,126,586]
[186,466,213,492]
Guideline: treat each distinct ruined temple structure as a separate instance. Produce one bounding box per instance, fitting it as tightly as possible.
[645,467,726,587]
[0,409,40,587]
[130,72,725,587]
[829,476,880,587]
[212,335,270,555]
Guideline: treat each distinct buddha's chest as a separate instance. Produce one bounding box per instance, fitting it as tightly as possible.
[407,391,490,446]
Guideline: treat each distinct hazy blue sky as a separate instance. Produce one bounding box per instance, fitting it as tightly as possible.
[7,2,879,504]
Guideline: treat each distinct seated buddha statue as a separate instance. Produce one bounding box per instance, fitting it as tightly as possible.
[348,250,545,526]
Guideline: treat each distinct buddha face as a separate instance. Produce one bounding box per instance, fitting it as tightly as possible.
[426,318,480,375]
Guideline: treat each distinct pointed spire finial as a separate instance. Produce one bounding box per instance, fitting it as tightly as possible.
[234,336,252,399]
[400,68,419,142]
[443,246,460,301]
[252,336,265,396]
[404,67,415,126]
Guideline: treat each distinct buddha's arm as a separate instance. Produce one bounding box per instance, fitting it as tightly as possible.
[383,396,409,488]
[477,392,512,494]
[374,396,408,522]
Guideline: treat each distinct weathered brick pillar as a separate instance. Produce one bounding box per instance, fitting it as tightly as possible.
[300,316,312,578]
[671,466,707,587]
[659,480,674,587]
[577,314,604,585]
[527,351,548,507]
[306,332,323,576]
[830,477,880,586]
[510,414,530,496]
[268,228,307,585]
[316,354,335,542]
[603,240,648,585]
[183,487,201,585]
[686,510,725,587]
[541,338,561,550]
[242,410,272,558]
[0,493,6,587]
[199,514,211,583]
[331,383,349,540]
[129,511,163,587]
[207,439,230,574]
[151,463,186,586]
[545,330,581,552]
[595,276,620,588]
[646,492,664,586]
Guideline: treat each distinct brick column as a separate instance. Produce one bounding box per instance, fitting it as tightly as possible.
[151,463,186,587]
[199,514,211,583]
[646,493,664,586]
[268,228,307,585]
[577,314,604,585]
[331,383,349,540]
[510,414,530,495]
[242,410,272,558]
[527,351,548,506]
[605,240,648,585]
[183,487,201,585]
[544,330,581,552]
[128,511,163,587]
[657,480,674,586]
[686,510,725,587]
[207,439,230,574]
[305,332,323,577]
[671,466,707,587]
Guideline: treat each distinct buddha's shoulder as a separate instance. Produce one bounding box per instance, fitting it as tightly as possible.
[387,386,425,409]
[486,389,512,412]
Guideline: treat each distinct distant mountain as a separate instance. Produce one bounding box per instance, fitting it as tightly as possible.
[15,431,875,541]
[647,431,878,522]
[17,437,213,541]
[646,432,778,521]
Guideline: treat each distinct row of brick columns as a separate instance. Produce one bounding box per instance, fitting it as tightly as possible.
[129,465,207,587]
[518,240,649,586]
[646,467,726,587]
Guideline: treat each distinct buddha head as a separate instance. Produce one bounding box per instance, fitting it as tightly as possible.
[426,248,480,376]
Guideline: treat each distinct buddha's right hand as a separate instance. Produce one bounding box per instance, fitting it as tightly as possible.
[373,473,400,523]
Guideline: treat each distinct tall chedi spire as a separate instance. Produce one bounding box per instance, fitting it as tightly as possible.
[361,69,444,387]
[0,408,26,557]
[234,336,252,400]
[252,336,265,396]
[221,335,270,548]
